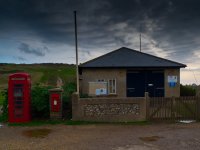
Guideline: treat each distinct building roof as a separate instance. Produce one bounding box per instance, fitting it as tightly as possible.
[79,47,186,68]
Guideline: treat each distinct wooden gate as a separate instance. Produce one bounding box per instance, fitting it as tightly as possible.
[149,96,199,121]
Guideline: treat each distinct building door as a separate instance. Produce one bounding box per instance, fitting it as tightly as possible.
[127,70,164,97]
[146,71,164,97]
[126,71,145,97]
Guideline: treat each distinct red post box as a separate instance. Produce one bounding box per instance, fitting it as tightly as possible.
[51,93,61,112]
[8,73,31,123]
[49,88,63,119]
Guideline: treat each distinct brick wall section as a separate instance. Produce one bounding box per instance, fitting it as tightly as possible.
[164,69,180,97]
[72,93,149,122]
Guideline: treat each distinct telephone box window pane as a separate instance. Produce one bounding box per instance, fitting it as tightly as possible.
[15,105,23,109]
[14,84,23,87]
[15,97,22,100]
[14,109,23,117]
[15,101,23,105]
[14,89,23,97]
[14,84,23,97]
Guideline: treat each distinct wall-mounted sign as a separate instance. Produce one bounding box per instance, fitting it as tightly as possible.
[96,88,107,95]
[168,76,177,83]
[168,75,177,87]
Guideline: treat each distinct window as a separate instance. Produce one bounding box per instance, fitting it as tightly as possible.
[97,79,105,82]
[108,79,116,94]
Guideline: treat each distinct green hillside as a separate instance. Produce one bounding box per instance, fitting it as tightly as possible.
[0,63,76,90]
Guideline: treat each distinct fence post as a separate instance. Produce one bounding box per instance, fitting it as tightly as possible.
[197,97,200,121]
[171,96,176,122]
[196,87,200,121]
[145,92,150,121]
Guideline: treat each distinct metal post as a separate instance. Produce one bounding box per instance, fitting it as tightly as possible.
[139,24,141,52]
[140,33,141,52]
[74,11,79,94]
[145,92,150,120]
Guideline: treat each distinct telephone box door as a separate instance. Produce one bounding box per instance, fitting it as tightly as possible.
[13,83,24,119]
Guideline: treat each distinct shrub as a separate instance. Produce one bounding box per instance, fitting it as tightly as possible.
[0,90,8,122]
[0,91,4,105]
[31,85,52,119]
[62,82,76,119]
[180,84,196,96]
[0,83,76,121]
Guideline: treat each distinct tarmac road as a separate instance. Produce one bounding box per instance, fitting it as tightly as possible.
[0,123,200,150]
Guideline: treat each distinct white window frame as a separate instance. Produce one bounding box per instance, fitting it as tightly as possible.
[108,78,116,94]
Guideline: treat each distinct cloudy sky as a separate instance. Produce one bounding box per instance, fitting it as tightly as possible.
[0,0,200,84]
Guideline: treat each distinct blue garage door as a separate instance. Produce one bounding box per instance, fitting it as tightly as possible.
[126,70,164,97]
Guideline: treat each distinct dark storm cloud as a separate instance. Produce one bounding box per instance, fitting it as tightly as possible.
[16,56,26,61]
[13,56,27,63]
[135,0,200,61]
[18,43,48,56]
[0,0,200,62]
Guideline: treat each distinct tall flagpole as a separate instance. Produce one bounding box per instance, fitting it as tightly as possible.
[140,33,141,52]
[140,24,141,52]
[74,11,79,94]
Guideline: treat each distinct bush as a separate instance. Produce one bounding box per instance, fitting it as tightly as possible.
[180,84,196,96]
[0,90,8,122]
[62,82,76,119]
[31,85,52,119]
[0,83,76,121]
[31,82,76,120]
[0,91,4,105]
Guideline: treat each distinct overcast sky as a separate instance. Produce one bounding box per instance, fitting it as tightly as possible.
[0,0,200,84]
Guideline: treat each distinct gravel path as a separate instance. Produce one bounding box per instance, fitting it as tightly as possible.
[0,123,200,150]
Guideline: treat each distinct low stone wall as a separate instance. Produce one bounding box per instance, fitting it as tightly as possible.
[72,93,149,122]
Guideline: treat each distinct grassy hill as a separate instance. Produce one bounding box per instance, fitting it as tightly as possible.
[0,63,76,90]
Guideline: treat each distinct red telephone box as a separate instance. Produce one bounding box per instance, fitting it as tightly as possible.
[8,73,31,123]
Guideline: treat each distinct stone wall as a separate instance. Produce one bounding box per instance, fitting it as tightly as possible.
[72,93,149,122]
[84,104,140,116]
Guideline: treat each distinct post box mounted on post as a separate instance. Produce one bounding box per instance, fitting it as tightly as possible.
[49,88,63,119]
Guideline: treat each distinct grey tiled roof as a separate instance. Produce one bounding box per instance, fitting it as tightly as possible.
[79,47,186,68]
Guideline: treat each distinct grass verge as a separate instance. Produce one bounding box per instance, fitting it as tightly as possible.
[7,120,150,126]
[65,120,150,125]
[8,120,64,126]
[0,92,4,105]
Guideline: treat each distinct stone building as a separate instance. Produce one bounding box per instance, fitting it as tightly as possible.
[79,47,186,97]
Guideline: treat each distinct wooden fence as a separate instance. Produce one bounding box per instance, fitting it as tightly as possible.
[149,96,200,121]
